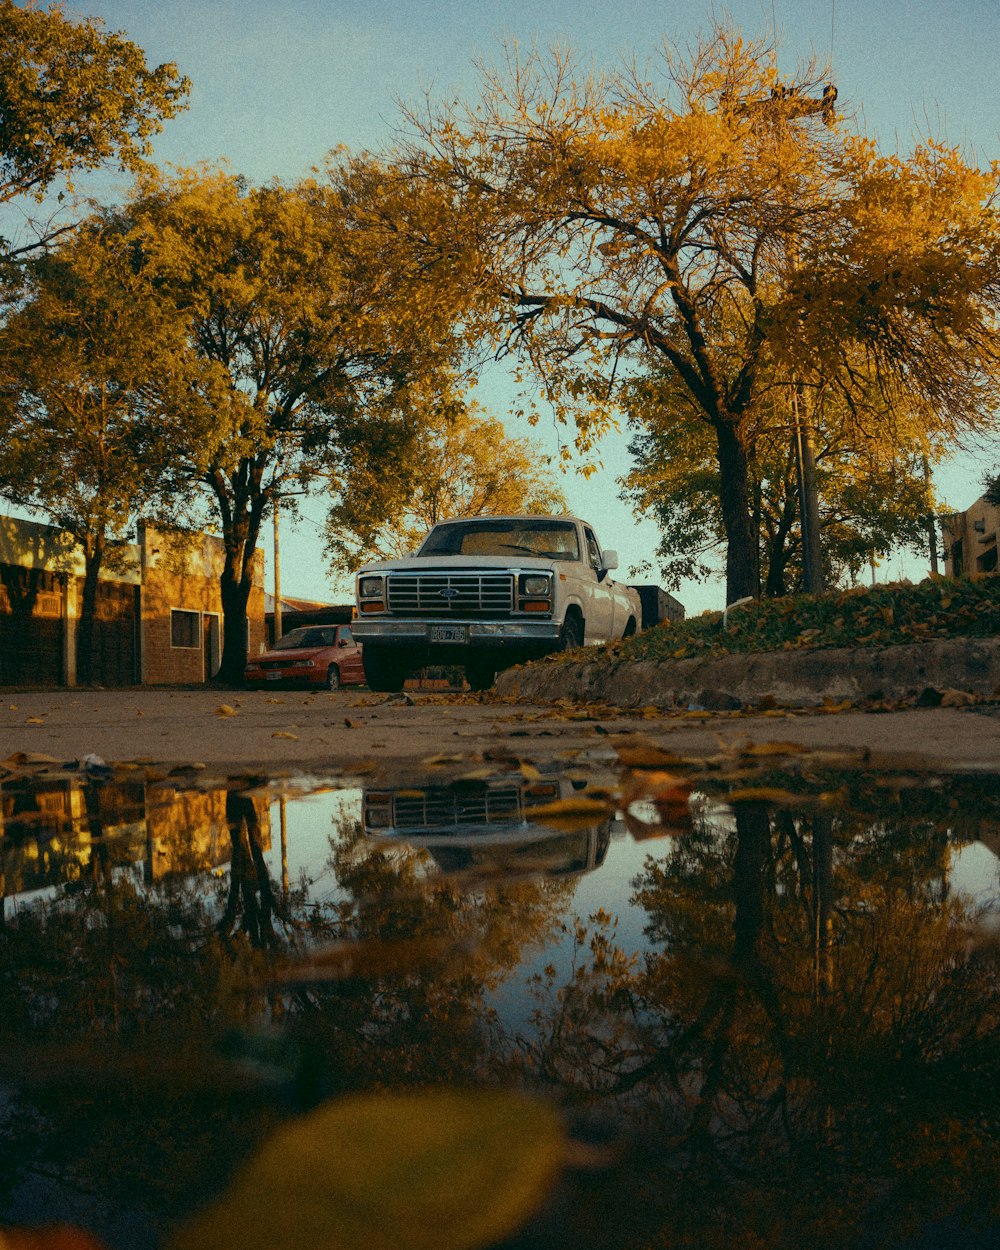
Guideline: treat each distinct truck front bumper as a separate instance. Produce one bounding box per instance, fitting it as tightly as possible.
[351,619,561,648]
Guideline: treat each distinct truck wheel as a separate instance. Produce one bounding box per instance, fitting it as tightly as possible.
[362,647,413,693]
[465,657,497,692]
[559,611,584,651]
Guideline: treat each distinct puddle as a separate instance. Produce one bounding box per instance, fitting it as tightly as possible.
[2,751,1000,1249]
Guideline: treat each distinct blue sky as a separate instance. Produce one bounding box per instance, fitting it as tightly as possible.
[35,1,1000,609]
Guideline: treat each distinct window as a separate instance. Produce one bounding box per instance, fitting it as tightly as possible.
[340,626,353,644]
[170,609,200,648]
[418,518,580,560]
[584,528,602,570]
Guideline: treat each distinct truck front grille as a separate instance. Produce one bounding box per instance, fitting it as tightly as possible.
[381,785,523,832]
[386,572,514,617]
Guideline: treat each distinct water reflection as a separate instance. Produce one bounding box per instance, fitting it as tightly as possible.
[1,760,999,1248]
[362,774,612,879]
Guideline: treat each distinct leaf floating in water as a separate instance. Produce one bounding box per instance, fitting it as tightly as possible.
[739,740,810,757]
[169,1089,565,1250]
[524,796,613,829]
[727,787,801,805]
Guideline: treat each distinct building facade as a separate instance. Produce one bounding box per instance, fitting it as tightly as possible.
[0,516,265,686]
[940,496,1000,578]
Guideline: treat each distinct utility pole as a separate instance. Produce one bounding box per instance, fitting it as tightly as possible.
[273,497,282,644]
[792,383,825,593]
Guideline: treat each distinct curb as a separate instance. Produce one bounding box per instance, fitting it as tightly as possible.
[493,637,1000,708]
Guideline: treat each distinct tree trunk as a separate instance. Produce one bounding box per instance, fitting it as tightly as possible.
[715,419,760,603]
[76,529,106,686]
[218,556,254,685]
[211,465,267,685]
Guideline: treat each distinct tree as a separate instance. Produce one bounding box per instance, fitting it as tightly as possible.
[0,214,202,683]
[0,0,189,260]
[620,364,944,595]
[125,163,466,683]
[324,397,567,573]
[399,24,1000,603]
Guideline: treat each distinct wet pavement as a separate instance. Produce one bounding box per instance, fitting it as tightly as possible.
[2,735,1000,1249]
[3,688,1000,775]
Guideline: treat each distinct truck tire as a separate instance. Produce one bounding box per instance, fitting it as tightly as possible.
[465,656,497,692]
[362,646,413,693]
[559,610,584,651]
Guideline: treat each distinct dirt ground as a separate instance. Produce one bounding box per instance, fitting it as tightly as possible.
[0,687,998,780]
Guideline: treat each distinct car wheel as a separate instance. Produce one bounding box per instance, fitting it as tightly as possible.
[325,665,341,692]
[559,611,584,651]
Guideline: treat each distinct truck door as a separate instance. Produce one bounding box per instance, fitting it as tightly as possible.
[583,526,615,642]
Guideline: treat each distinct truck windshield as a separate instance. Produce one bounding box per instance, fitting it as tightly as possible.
[417,519,581,561]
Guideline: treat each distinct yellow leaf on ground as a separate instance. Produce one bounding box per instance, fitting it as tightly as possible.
[271,731,299,740]
[215,705,238,718]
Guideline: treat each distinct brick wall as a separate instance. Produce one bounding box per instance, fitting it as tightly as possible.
[138,525,265,685]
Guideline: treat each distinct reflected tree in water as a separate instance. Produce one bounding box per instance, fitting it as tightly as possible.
[519,787,1000,1249]
[281,819,578,1096]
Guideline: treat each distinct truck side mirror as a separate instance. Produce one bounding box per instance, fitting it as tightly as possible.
[601,550,619,572]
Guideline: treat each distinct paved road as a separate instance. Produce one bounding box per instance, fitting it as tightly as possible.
[0,688,997,780]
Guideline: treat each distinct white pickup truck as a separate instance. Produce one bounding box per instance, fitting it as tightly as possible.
[351,515,643,691]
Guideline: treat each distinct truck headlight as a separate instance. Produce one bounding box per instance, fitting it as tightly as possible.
[520,574,551,595]
[359,575,384,598]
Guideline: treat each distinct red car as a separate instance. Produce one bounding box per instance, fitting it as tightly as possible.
[244,624,365,690]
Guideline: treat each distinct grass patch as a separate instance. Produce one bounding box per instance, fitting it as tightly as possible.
[613,574,1000,663]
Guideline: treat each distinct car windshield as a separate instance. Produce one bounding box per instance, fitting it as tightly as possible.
[273,627,337,650]
[417,519,580,560]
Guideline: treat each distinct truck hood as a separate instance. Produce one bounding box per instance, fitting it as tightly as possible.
[357,554,565,575]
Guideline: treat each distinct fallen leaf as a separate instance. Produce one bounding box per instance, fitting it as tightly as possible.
[271,731,299,741]
[939,688,978,707]
[727,787,800,804]
[215,705,238,718]
[524,796,613,828]
[616,745,688,769]
[25,717,44,725]
[0,1227,110,1249]
[170,1089,565,1250]
[739,740,810,757]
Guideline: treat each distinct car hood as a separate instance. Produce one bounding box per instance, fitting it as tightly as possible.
[357,554,565,574]
[248,646,329,665]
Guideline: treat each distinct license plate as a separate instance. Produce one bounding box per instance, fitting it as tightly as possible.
[430,625,467,643]
[266,672,283,680]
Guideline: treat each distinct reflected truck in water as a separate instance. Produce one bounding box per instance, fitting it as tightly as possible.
[2,755,1000,1249]
[362,773,612,879]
